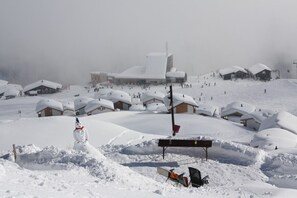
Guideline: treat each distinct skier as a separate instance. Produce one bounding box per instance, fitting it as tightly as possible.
[73,118,89,150]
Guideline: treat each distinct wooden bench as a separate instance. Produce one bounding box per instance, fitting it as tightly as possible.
[158,139,212,160]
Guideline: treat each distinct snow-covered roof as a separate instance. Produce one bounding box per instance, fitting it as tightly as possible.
[116,52,172,80]
[219,66,247,76]
[3,88,20,97]
[221,101,256,117]
[101,90,132,104]
[166,70,186,78]
[240,110,274,123]
[163,93,198,108]
[141,91,165,103]
[24,80,62,92]
[74,97,94,111]
[259,111,297,135]
[248,63,272,75]
[250,128,297,150]
[84,99,114,113]
[0,84,23,94]
[196,104,220,117]
[62,101,75,111]
[35,99,63,112]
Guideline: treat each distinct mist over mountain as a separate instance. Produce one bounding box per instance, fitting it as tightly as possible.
[1,0,297,85]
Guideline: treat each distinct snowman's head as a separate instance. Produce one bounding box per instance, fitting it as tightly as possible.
[75,122,82,128]
[75,117,82,128]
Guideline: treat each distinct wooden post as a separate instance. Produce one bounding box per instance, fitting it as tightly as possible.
[12,144,17,161]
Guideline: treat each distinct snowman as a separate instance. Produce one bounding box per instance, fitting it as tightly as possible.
[72,118,106,160]
[73,118,89,151]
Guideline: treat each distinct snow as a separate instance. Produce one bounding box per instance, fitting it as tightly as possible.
[166,69,186,78]
[0,79,8,87]
[219,66,247,76]
[84,98,114,113]
[221,101,256,117]
[3,88,20,97]
[1,75,297,197]
[163,92,198,109]
[101,90,132,105]
[141,91,165,103]
[196,104,220,117]
[240,110,274,123]
[23,80,62,93]
[248,63,272,75]
[145,53,170,79]
[115,52,171,80]
[259,111,297,135]
[251,128,297,151]
[74,97,93,111]
[35,99,63,113]
[0,84,23,95]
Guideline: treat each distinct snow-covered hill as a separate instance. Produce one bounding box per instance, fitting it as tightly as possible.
[1,75,297,197]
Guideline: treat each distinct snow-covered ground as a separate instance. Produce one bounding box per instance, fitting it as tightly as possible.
[1,74,297,197]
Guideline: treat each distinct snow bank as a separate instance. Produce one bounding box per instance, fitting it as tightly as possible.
[15,145,163,191]
[121,137,260,166]
[251,128,297,151]
[259,111,297,135]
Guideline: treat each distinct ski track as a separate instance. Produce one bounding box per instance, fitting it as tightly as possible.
[107,130,129,145]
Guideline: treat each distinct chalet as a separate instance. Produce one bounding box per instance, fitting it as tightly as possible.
[62,101,75,116]
[219,66,248,80]
[24,80,62,95]
[196,104,220,117]
[240,110,274,131]
[0,84,23,99]
[4,88,21,100]
[36,99,63,117]
[259,111,297,135]
[74,97,94,115]
[129,98,146,111]
[141,91,165,107]
[101,90,132,110]
[85,98,114,115]
[164,93,198,113]
[248,63,272,81]
[221,101,256,122]
[166,67,187,83]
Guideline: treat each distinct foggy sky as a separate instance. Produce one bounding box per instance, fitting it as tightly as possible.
[1,0,297,85]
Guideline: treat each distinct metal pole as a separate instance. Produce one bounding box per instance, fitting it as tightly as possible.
[169,85,176,136]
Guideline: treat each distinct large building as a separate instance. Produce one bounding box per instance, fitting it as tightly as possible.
[90,52,187,85]
[114,52,173,84]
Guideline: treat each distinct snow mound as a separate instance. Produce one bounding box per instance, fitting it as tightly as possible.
[121,137,260,166]
[251,128,297,151]
[259,111,297,135]
[15,145,162,190]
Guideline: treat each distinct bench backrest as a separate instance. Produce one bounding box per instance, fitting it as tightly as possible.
[158,139,212,147]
